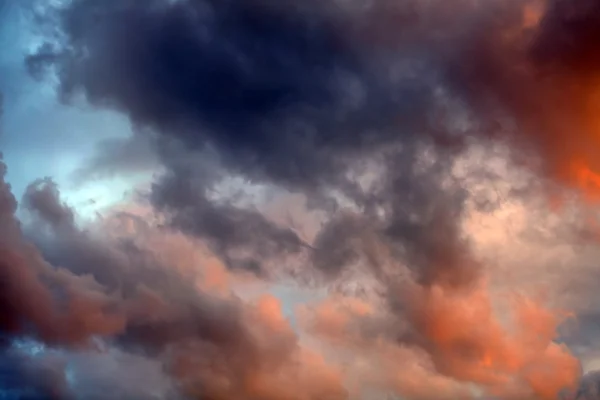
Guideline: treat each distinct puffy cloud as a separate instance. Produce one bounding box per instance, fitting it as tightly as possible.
[0,161,348,399]
[300,282,580,399]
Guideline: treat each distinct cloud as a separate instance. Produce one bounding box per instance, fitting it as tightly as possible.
[150,167,309,275]
[0,160,126,346]
[0,163,348,399]
[10,0,600,398]
[70,132,159,185]
[0,347,70,400]
[299,280,581,399]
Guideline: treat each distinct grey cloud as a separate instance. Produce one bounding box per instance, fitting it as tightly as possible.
[22,0,600,396]
[29,0,477,288]
[70,131,158,185]
[150,166,309,275]
[13,174,346,400]
[575,371,600,400]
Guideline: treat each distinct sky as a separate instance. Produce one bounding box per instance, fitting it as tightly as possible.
[0,0,141,216]
[3,0,600,399]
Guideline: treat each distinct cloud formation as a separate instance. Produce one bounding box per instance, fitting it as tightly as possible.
[2,0,600,398]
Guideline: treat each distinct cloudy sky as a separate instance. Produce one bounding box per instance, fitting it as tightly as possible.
[0,0,142,216]
[2,0,600,399]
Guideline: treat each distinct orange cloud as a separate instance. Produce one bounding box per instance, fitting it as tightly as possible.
[301,278,580,400]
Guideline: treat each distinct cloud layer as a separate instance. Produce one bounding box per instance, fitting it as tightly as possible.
[3,0,600,398]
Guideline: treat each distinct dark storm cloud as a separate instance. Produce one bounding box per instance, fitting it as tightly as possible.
[8,0,437,137]
[30,1,394,187]
[30,0,475,287]
[29,0,437,190]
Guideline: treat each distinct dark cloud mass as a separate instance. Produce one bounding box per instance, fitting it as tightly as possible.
[0,159,350,399]
[29,0,436,187]
[6,0,600,398]
[31,0,474,282]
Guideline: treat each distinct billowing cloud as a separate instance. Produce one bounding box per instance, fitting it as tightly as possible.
[2,0,600,398]
[0,158,355,399]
